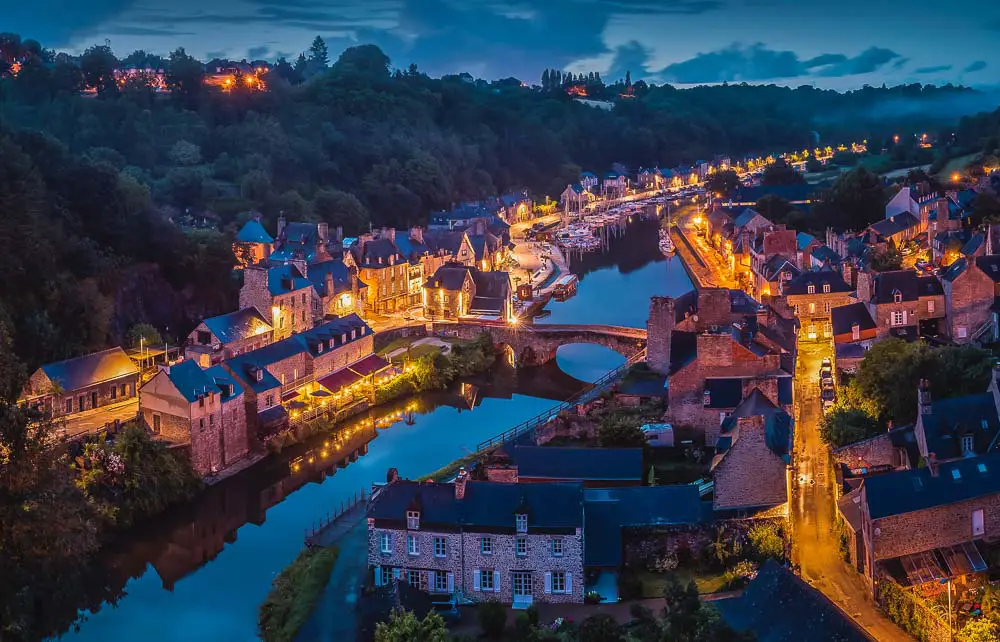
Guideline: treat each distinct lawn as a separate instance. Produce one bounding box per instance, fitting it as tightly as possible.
[936,153,979,179]
[856,153,889,170]
[258,546,340,642]
[626,568,730,598]
[375,336,418,356]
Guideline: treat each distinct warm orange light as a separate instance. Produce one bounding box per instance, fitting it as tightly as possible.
[952,173,961,183]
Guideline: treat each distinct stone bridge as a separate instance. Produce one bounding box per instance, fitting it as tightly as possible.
[432,322,647,367]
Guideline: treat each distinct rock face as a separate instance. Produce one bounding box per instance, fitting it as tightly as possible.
[647,296,675,375]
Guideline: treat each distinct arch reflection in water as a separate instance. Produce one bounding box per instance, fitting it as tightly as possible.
[555,344,627,384]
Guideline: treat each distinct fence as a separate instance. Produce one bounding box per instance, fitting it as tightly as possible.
[304,488,370,547]
[474,347,647,453]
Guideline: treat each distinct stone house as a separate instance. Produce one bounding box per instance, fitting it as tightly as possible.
[138,361,248,475]
[857,453,1000,591]
[711,391,792,513]
[467,230,507,272]
[484,446,644,487]
[832,426,915,476]
[240,264,315,341]
[423,263,513,321]
[20,347,140,417]
[784,269,853,340]
[580,172,599,192]
[867,211,920,246]
[914,367,1000,465]
[269,217,340,265]
[184,307,273,367]
[856,269,945,340]
[560,184,589,214]
[305,259,366,320]
[602,172,628,198]
[233,218,273,268]
[344,229,416,314]
[940,256,1000,343]
[367,470,585,605]
[830,302,878,373]
[637,167,664,191]
[495,191,533,224]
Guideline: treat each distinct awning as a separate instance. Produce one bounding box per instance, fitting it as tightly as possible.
[316,355,391,393]
[348,354,390,376]
[281,390,300,402]
[258,405,289,428]
[892,541,987,586]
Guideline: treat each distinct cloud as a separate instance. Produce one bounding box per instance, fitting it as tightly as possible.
[102,25,194,37]
[659,42,903,84]
[7,0,136,46]
[964,60,987,73]
[890,58,910,71]
[913,64,952,74]
[247,45,270,59]
[605,40,654,83]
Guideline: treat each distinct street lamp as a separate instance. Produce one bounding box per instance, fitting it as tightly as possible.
[939,577,952,642]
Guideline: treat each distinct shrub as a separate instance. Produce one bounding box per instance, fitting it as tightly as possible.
[526,603,540,627]
[579,614,624,642]
[478,600,507,638]
[258,547,339,642]
[747,521,785,562]
[721,560,758,591]
[619,572,643,600]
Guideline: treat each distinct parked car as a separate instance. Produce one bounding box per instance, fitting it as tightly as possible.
[819,357,832,379]
[821,386,836,413]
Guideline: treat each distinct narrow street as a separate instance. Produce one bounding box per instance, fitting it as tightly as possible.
[677,215,906,640]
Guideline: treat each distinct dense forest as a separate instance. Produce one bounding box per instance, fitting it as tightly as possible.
[0,31,995,382]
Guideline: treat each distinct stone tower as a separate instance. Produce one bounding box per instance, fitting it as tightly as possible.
[647,296,675,375]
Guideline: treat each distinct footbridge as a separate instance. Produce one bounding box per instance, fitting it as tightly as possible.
[432,322,647,367]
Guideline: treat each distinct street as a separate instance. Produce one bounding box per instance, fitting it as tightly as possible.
[61,398,139,439]
[677,211,906,640]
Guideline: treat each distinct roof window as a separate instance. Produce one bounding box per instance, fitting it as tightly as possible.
[951,468,962,480]
[979,462,989,474]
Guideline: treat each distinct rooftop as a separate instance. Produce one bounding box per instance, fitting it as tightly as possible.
[37,347,139,393]
[200,308,272,345]
[831,302,877,336]
[496,445,644,481]
[783,269,852,296]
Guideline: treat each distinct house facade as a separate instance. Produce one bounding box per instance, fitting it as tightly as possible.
[830,302,878,373]
[20,347,140,417]
[423,263,513,321]
[784,270,854,340]
[367,470,585,605]
[856,270,945,340]
[184,307,273,367]
[240,264,315,341]
[940,256,1000,343]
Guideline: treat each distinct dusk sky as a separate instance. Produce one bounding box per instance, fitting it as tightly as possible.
[7,0,998,90]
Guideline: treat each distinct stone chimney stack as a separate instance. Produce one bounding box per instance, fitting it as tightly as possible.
[386,467,399,484]
[410,226,424,244]
[277,215,287,239]
[335,225,344,244]
[918,379,932,416]
[856,270,874,303]
[647,296,675,375]
[455,467,469,499]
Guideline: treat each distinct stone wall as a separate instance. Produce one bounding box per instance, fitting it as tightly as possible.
[622,525,714,569]
[34,369,139,418]
[713,420,789,510]
[313,333,374,379]
[831,432,898,471]
[647,297,675,375]
[943,265,994,342]
[870,295,946,339]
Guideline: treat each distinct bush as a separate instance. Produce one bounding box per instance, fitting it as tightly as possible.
[579,614,624,642]
[258,547,339,642]
[478,600,507,638]
[721,560,757,591]
[747,521,785,562]
[619,572,643,600]
[526,604,540,627]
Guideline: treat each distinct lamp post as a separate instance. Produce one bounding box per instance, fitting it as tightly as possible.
[939,577,952,642]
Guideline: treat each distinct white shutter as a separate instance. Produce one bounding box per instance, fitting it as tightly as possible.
[902,310,908,324]
[566,572,573,594]
[374,566,383,586]
[493,571,501,593]
[544,572,552,594]
[447,572,454,593]
[474,570,481,591]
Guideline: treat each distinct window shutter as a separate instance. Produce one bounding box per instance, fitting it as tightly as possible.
[374,566,383,586]
[447,572,454,593]
[493,571,501,593]
[392,568,400,580]
[544,572,552,594]
[474,570,481,591]
[902,310,908,324]
[566,572,573,594]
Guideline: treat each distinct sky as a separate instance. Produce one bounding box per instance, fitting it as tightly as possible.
[6,0,999,90]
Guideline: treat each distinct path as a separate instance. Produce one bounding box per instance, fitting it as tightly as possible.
[386,337,451,359]
[62,398,139,439]
[295,518,369,642]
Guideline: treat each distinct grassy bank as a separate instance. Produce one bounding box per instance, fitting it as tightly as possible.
[258,546,340,642]
[417,452,480,482]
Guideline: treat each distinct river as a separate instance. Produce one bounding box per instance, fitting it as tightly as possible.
[59,211,693,642]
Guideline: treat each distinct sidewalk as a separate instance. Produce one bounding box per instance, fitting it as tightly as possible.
[295,518,369,642]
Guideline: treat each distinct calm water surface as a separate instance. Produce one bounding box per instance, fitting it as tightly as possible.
[60,212,692,642]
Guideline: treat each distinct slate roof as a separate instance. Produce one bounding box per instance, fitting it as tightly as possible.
[38,347,139,392]
[919,392,1000,461]
[961,233,985,257]
[760,255,800,281]
[717,392,793,460]
[498,445,644,482]
[467,233,502,262]
[203,365,244,400]
[864,451,1000,520]
[200,308,272,344]
[732,208,764,228]
[236,219,274,244]
[669,331,698,375]
[783,269,852,295]
[872,270,943,303]
[976,256,1000,283]
[423,230,468,256]
[350,238,403,268]
[940,258,970,282]
[425,264,473,291]
[715,561,870,642]
[307,259,364,297]
[704,378,745,409]
[811,245,842,265]
[796,232,816,252]
[368,480,584,530]
[831,302,877,336]
[870,211,919,238]
[266,264,312,295]
[165,359,218,403]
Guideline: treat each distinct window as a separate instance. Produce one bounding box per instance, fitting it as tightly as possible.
[963,434,975,454]
[824,302,831,313]
[379,532,391,554]
[807,284,815,294]
[406,511,420,530]
[199,397,205,408]
[377,566,392,586]
[433,537,446,558]
[479,569,495,592]
[111,385,117,400]
[958,326,968,339]
[481,537,493,555]
[893,290,903,304]
[199,418,205,432]
[434,571,448,592]
[407,570,425,589]
[209,414,214,426]
[512,571,532,597]
[66,398,73,413]
[890,311,906,327]
[808,302,816,314]
[265,394,275,407]
[928,299,935,313]
[551,539,564,557]
[852,324,860,341]
[516,537,527,556]
[551,571,567,593]
[974,509,985,536]
[822,283,831,294]
[794,304,800,316]
[515,513,528,533]
[301,310,306,323]
[406,535,418,555]
[301,293,306,305]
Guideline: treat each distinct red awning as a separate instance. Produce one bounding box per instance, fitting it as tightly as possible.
[317,368,362,393]
[347,354,390,376]
[281,390,300,402]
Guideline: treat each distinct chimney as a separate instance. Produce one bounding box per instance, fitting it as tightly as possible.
[335,225,344,244]
[386,468,399,484]
[756,304,769,329]
[350,268,359,301]
[927,453,939,477]
[325,271,335,300]
[918,379,932,416]
[856,270,874,302]
[277,215,287,239]
[455,467,469,499]
[410,226,424,244]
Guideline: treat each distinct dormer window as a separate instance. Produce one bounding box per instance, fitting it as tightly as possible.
[703,390,711,407]
[963,435,974,454]
[807,284,816,294]
[515,513,528,533]
[406,510,420,530]
[328,339,334,349]
[341,333,347,343]
[316,343,323,354]
[852,323,860,341]
[352,328,357,339]
[822,283,831,294]
[893,290,903,304]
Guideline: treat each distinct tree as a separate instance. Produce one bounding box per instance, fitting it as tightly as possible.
[79,44,118,96]
[168,140,202,166]
[815,167,887,232]
[126,323,163,349]
[805,157,823,173]
[166,47,204,106]
[374,609,447,642]
[705,170,741,198]
[599,416,647,447]
[334,44,391,77]
[957,619,1000,642]
[869,244,902,271]
[579,614,624,642]
[308,36,329,68]
[761,159,805,186]
[477,600,507,638]
[820,407,880,447]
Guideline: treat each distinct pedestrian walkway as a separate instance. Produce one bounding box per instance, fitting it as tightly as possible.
[295,518,369,642]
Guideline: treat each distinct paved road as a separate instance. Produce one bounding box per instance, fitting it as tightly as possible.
[678,219,907,640]
[675,207,737,289]
[62,398,139,438]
